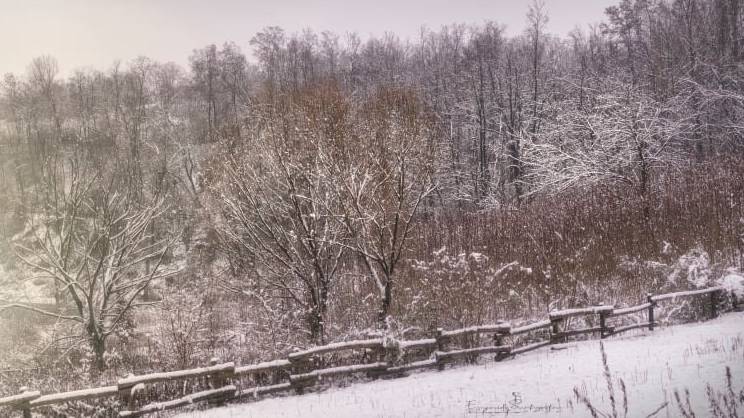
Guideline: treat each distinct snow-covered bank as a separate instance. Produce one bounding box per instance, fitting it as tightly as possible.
[180,312,744,418]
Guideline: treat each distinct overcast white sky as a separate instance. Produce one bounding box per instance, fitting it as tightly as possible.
[0,0,617,77]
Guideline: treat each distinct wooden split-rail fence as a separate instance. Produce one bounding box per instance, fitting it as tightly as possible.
[0,286,740,417]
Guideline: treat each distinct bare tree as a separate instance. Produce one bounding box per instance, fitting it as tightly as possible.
[250,27,287,95]
[326,88,437,326]
[218,42,248,140]
[523,82,691,204]
[526,0,549,138]
[212,88,347,345]
[28,55,62,141]
[2,159,175,370]
[190,45,221,142]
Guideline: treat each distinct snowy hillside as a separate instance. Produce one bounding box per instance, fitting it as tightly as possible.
[180,312,744,418]
[3,0,744,416]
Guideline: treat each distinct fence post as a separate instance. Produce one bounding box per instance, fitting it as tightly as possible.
[208,358,222,389]
[18,387,31,418]
[549,317,563,344]
[647,293,655,331]
[366,346,381,379]
[288,354,304,395]
[710,289,719,319]
[434,328,445,371]
[367,341,393,379]
[598,304,608,339]
[207,358,234,405]
[732,290,742,312]
[118,373,136,411]
[464,332,475,364]
[493,331,507,361]
[288,352,317,395]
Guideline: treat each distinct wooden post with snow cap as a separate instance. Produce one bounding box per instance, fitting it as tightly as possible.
[383,338,400,369]
[434,328,445,371]
[372,337,400,379]
[288,350,314,395]
[207,358,233,405]
[0,389,39,415]
[209,358,223,389]
[598,303,608,339]
[549,316,563,344]
[15,387,37,418]
[647,293,655,331]
[493,321,510,361]
[493,332,504,361]
[118,373,137,411]
[366,340,387,380]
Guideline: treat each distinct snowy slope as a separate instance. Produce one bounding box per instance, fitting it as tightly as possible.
[180,313,744,418]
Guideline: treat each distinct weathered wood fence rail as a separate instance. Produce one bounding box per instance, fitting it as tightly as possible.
[1,286,739,417]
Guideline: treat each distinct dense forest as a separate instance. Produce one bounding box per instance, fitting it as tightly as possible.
[1,0,743,409]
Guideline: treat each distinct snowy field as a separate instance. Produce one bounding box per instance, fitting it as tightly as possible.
[179,312,744,418]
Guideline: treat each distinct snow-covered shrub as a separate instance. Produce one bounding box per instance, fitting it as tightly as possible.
[717,271,744,299]
[667,246,714,289]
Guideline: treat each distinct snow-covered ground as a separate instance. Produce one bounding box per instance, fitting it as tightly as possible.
[180,312,744,418]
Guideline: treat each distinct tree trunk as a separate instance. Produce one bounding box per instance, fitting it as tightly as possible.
[507,140,523,204]
[308,279,328,345]
[378,281,392,327]
[89,326,107,371]
[308,306,324,345]
[731,0,741,61]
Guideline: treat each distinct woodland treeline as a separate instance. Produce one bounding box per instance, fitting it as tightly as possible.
[0,0,743,381]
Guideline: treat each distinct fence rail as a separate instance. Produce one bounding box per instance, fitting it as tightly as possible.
[1,286,739,417]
